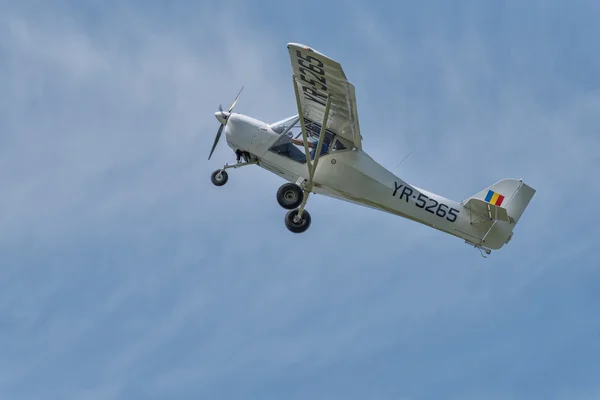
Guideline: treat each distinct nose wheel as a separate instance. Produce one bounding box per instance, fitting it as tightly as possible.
[211,169,228,186]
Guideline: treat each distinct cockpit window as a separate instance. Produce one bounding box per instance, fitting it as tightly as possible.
[270,115,300,135]
[333,139,347,150]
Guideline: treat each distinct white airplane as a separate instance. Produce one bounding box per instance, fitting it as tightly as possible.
[208,43,536,256]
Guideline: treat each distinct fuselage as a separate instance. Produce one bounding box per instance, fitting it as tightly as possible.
[221,113,513,250]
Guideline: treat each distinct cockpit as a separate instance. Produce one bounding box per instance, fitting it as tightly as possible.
[268,114,350,164]
[270,115,299,135]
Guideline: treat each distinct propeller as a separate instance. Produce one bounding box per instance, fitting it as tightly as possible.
[208,86,244,160]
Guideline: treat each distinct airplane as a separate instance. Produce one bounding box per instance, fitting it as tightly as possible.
[207,43,536,256]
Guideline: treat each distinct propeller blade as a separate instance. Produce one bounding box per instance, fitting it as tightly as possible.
[209,87,243,161]
[228,86,244,112]
[208,124,224,160]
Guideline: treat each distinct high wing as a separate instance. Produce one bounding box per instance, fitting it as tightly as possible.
[287,43,362,150]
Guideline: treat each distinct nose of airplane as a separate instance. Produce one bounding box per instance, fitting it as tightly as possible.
[215,111,230,125]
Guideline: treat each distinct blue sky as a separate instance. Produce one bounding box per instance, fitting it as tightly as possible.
[1,0,600,399]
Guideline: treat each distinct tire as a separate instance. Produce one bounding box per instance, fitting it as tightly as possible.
[284,209,311,233]
[276,183,303,209]
[211,170,228,186]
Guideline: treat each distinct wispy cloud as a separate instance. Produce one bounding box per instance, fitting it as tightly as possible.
[1,1,599,399]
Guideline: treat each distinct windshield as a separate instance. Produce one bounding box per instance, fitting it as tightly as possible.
[270,115,299,135]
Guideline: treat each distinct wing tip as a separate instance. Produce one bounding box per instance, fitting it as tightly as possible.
[287,42,309,49]
[287,42,327,57]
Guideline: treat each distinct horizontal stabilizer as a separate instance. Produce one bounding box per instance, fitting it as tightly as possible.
[463,198,514,223]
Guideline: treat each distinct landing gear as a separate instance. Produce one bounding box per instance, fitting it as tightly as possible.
[276,183,303,209]
[281,180,312,233]
[285,208,311,233]
[210,157,258,187]
[211,169,228,186]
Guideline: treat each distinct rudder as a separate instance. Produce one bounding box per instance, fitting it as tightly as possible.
[467,178,536,224]
[463,178,536,250]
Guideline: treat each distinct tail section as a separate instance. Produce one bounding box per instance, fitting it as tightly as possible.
[462,179,536,251]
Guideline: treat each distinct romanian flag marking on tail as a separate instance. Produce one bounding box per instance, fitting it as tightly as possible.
[484,190,505,206]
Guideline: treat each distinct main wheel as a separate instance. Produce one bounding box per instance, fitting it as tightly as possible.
[284,209,311,233]
[211,169,228,186]
[277,183,303,209]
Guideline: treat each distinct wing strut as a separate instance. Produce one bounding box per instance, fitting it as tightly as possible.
[292,77,313,176]
[291,75,332,219]
[309,94,332,182]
